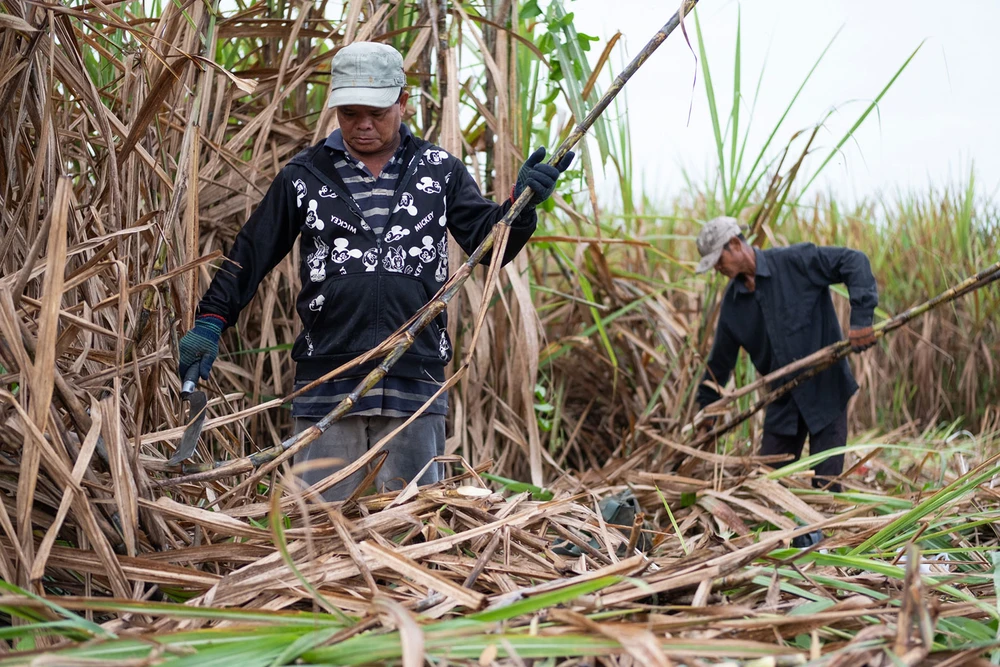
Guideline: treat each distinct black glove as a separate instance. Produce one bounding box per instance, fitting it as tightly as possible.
[513,147,575,207]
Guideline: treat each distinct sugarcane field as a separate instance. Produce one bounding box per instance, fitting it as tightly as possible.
[2,0,1000,664]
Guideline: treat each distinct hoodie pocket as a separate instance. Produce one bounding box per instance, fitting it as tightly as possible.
[378,273,446,361]
[299,273,378,357]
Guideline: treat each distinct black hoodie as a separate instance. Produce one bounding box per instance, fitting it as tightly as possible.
[198,131,537,383]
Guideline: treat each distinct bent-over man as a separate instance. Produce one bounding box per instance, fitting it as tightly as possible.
[694,217,878,503]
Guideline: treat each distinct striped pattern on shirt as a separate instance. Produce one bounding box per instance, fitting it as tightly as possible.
[291,376,448,419]
[322,125,412,236]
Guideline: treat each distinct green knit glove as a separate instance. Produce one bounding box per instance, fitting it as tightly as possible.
[178,315,224,382]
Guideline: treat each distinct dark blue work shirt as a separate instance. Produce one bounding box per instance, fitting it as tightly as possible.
[696,244,878,435]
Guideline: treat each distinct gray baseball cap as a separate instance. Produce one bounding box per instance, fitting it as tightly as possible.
[328,42,406,109]
[695,216,743,274]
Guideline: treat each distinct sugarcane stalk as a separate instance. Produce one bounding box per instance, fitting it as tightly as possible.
[687,260,1000,449]
[125,237,169,364]
[158,0,700,484]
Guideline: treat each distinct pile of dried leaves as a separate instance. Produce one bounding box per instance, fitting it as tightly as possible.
[1,432,998,664]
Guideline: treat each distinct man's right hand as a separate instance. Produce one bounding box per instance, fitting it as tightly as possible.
[848,325,876,353]
[178,315,225,382]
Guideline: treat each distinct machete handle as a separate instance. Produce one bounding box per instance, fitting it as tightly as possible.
[181,363,199,397]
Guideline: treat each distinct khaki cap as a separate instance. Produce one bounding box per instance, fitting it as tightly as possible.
[328,42,405,109]
[695,216,742,274]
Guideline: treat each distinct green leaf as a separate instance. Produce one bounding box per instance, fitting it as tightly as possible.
[538,32,556,54]
[465,576,619,623]
[849,459,1000,555]
[521,0,542,20]
[656,486,690,555]
[267,627,343,667]
[728,6,741,202]
[733,27,843,214]
[0,580,113,640]
[549,58,564,81]
[576,32,599,51]
[0,620,81,641]
[481,472,554,501]
[693,8,728,207]
[547,10,575,30]
[798,40,925,198]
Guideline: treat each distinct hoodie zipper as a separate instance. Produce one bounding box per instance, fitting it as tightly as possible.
[374,146,422,351]
[388,149,422,215]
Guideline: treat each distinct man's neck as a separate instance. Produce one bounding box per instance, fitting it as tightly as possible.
[739,246,757,292]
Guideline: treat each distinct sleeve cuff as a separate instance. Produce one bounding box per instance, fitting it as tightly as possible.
[198,313,228,329]
[508,201,538,230]
[849,310,874,329]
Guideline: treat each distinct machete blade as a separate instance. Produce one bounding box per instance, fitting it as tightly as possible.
[169,364,208,466]
[169,390,207,465]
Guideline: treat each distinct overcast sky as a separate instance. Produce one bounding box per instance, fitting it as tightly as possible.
[568,0,1000,205]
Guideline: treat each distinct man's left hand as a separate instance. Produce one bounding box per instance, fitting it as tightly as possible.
[513,147,575,207]
[848,325,876,352]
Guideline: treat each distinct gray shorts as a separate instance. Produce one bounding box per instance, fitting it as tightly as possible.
[291,414,445,501]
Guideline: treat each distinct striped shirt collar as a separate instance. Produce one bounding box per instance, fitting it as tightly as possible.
[321,125,412,236]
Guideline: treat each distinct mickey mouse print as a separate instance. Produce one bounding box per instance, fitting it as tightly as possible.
[383,245,406,273]
[362,247,378,272]
[408,235,437,264]
[416,177,441,195]
[305,200,324,230]
[384,225,411,244]
[408,235,436,277]
[435,235,448,283]
[307,237,329,283]
[330,238,362,264]
[394,192,418,216]
[293,179,307,208]
[424,148,447,165]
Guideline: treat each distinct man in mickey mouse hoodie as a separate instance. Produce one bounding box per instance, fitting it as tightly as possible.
[178,42,573,500]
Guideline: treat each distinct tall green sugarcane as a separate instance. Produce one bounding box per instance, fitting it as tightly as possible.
[683,260,1000,452]
[159,0,701,486]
